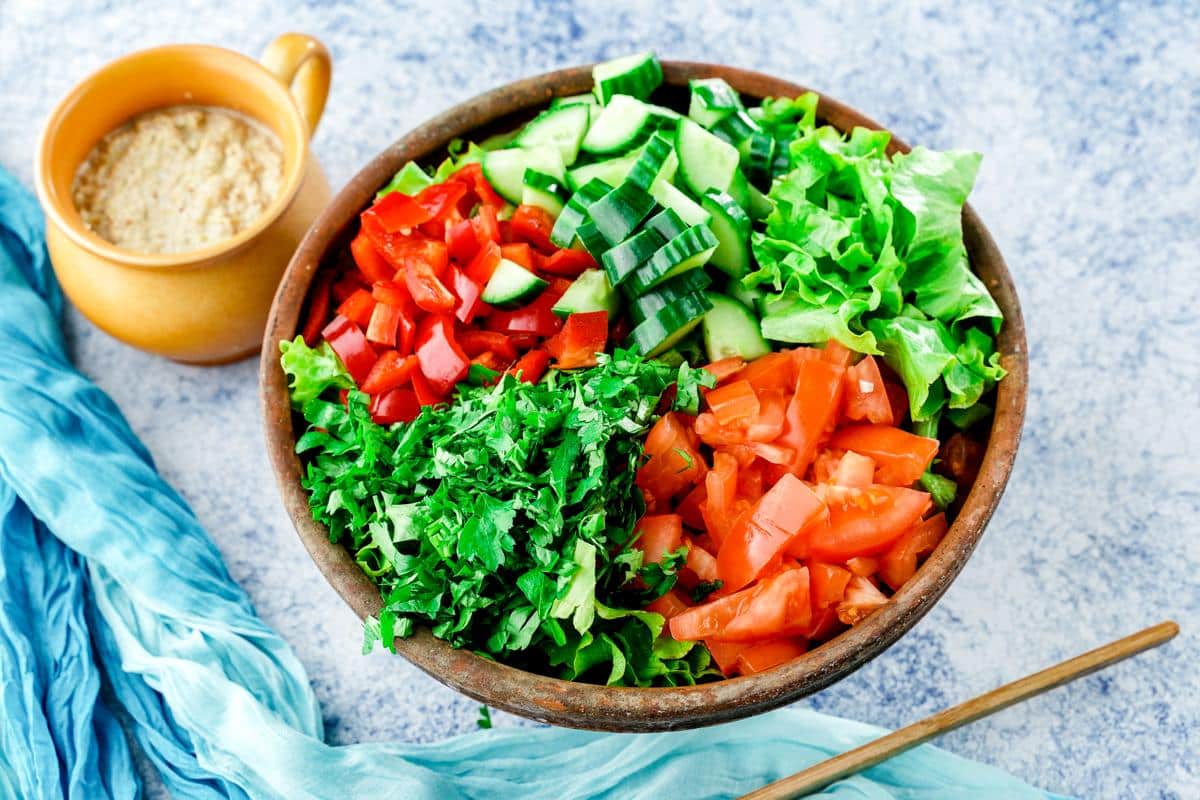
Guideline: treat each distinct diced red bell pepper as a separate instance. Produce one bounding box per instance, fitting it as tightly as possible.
[332,273,367,305]
[458,329,518,361]
[486,298,563,337]
[350,231,394,284]
[509,204,557,252]
[360,351,420,395]
[472,204,501,247]
[545,311,608,369]
[539,248,597,277]
[336,289,377,329]
[365,302,403,347]
[447,162,506,210]
[300,270,334,346]
[371,181,468,232]
[500,242,534,270]
[506,349,551,383]
[448,266,486,324]
[409,370,444,406]
[465,240,503,285]
[398,239,455,313]
[369,388,421,425]
[321,315,377,384]
[414,314,470,395]
[371,279,410,309]
[470,351,507,374]
[446,218,481,265]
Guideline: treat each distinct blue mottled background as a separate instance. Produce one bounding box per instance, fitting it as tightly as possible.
[1,1,1197,798]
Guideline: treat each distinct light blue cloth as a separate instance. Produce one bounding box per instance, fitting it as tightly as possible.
[0,166,1066,800]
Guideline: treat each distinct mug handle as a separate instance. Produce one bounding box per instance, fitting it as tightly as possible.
[260,33,331,138]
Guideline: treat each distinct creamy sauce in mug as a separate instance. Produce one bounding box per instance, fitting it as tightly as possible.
[71,105,284,254]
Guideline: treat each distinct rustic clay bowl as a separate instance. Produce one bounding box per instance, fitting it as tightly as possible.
[260,62,1027,732]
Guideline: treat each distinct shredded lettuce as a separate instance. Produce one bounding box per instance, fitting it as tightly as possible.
[747,109,1005,422]
[279,336,353,407]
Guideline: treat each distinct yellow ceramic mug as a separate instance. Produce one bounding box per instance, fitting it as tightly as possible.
[35,34,333,364]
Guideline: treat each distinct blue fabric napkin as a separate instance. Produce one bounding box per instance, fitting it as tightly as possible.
[0,166,1067,800]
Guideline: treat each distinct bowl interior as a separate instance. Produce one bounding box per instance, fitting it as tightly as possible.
[260,62,1027,732]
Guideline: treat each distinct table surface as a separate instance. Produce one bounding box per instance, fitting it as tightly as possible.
[2,1,1197,798]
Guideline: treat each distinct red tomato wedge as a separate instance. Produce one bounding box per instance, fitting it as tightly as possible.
[683,537,719,584]
[702,451,738,542]
[807,485,932,561]
[670,566,811,643]
[837,575,889,625]
[843,355,894,425]
[634,514,683,565]
[810,563,853,610]
[735,638,808,675]
[880,513,948,590]
[705,380,760,426]
[829,424,939,486]
[777,358,845,475]
[645,589,691,620]
[716,474,825,592]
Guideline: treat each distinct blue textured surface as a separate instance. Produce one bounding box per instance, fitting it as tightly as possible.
[0,2,1196,798]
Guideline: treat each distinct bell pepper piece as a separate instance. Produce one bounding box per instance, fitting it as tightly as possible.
[414,314,470,395]
[335,289,377,329]
[509,204,557,252]
[350,231,394,284]
[360,351,420,395]
[300,270,334,347]
[369,388,421,425]
[321,315,377,384]
[458,329,518,361]
[545,310,608,369]
[500,242,534,270]
[506,349,551,384]
[449,266,485,324]
[539,247,597,277]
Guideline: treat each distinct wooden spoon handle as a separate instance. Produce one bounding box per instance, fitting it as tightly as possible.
[739,620,1179,800]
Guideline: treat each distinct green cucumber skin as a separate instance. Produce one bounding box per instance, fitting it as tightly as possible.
[702,292,771,361]
[628,269,713,324]
[623,292,713,357]
[552,269,618,317]
[482,259,549,307]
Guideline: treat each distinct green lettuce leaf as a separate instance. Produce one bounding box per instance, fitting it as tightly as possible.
[279,336,353,408]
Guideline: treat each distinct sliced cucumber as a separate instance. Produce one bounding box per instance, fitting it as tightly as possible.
[728,280,768,314]
[568,153,634,190]
[675,118,741,200]
[601,228,664,287]
[748,183,773,220]
[702,292,770,361]
[482,259,548,307]
[627,224,719,295]
[592,51,663,104]
[514,104,590,166]
[588,181,657,245]
[581,95,662,155]
[376,161,433,199]
[552,269,618,317]
[741,130,776,187]
[648,179,712,227]
[482,146,565,205]
[701,190,751,277]
[644,207,688,242]
[629,268,713,324]
[687,78,743,128]
[624,292,713,357]
[711,109,761,148]
[550,178,610,248]
[521,169,569,216]
[551,93,601,112]
[575,219,610,259]
[626,132,678,190]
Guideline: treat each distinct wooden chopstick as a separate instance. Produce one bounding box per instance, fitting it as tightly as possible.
[739,620,1180,800]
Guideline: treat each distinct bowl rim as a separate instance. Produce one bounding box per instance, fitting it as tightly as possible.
[259,60,1027,732]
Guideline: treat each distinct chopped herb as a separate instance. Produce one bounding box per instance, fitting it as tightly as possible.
[477,705,493,729]
[689,580,724,603]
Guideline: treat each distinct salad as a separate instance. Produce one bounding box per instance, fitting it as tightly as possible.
[281,53,1005,686]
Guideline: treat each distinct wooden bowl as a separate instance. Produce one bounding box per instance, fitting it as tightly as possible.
[260,62,1027,732]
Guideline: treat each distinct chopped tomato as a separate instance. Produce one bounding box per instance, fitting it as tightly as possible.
[798,605,843,640]
[843,355,893,425]
[321,315,376,384]
[749,442,795,465]
[735,638,808,675]
[702,451,738,541]
[637,414,705,504]
[336,288,377,328]
[360,351,420,395]
[880,513,947,590]
[885,381,910,425]
[809,563,853,610]
[676,483,708,531]
[738,351,795,394]
[350,231,393,284]
[705,380,760,426]
[670,566,811,643]
[704,640,748,676]
[837,575,888,625]
[683,536,719,584]
[644,412,692,459]
[830,451,876,488]
[941,432,985,487]
[506,349,551,383]
[414,314,470,395]
[368,388,421,425]
[716,474,825,592]
[845,556,879,577]
[736,459,765,501]
[821,340,854,367]
[509,204,557,252]
[807,485,932,561]
[645,589,691,620]
[746,389,787,442]
[777,358,845,475]
[694,412,750,447]
[635,514,684,565]
[545,311,608,369]
[829,424,939,487]
[540,248,597,277]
